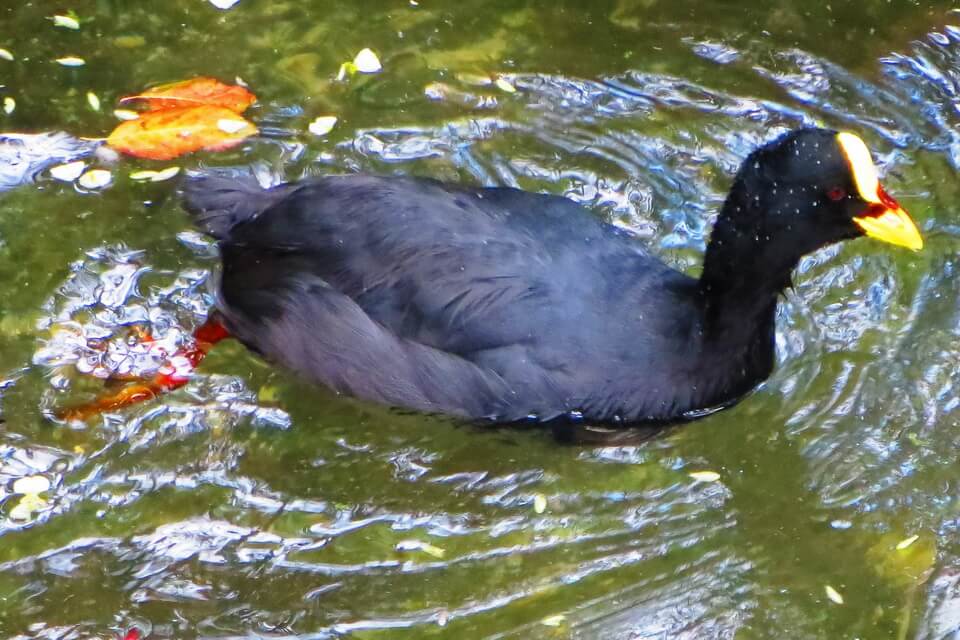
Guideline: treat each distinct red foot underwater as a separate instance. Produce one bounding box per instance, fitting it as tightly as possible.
[56,318,230,422]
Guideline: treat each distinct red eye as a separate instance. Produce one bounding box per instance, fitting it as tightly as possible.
[827,187,846,202]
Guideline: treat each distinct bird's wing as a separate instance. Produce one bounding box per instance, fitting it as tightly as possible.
[218,272,523,419]
[220,175,639,356]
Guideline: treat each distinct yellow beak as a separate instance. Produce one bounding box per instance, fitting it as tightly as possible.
[853,206,923,251]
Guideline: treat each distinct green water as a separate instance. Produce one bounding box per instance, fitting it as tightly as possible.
[1,1,960,638]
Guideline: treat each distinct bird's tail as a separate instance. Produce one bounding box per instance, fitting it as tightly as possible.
[181,171,291,240]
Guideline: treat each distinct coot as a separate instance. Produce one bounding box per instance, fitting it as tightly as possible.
[182,128,921,424]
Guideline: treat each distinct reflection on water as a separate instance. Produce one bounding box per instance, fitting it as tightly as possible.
[0,1,959,639]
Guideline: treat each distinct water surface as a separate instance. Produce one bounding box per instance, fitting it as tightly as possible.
[1,1,959,638]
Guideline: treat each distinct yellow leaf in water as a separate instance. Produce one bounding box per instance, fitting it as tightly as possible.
[3,97,14,115]
[9,500,34,522]
[86,91,101,111]
[55,56,86,67]
[257,385,280,402]
[420,543,445,558]
[396,540,445,558]
[9,493,48,521]
[13,475,51,495]
[896,534,920,551]
[825,585,844,605]
[541,615,566,627]
[688,470,721,482]
[495,76,517,93]
[337,62,357,81]
[51,14,81,30]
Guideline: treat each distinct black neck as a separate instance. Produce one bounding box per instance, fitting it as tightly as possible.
[697,181,801,340]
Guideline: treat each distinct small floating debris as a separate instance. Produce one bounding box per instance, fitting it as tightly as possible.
[86,91,101,111]
[55,56,86,67]
[494,76,517,93]
[3,97,14,115]
[51,14,81,30]
[77,168,112,190]
[338,48,382,80]
[9,493,47,521]
[533,493,547,514]
[688,470,721,482]
[0,48,14,62]
[541,615,566,627]
[49,160,87,182]
[353,48,382,73]
[896,534,920,551]
[13,475,51,495]
[8,475,52,522]
[308,115,338,136]
[824,585,844,605]
[396,540,445,558]
[130,166,180,182]
[209,0,241,8]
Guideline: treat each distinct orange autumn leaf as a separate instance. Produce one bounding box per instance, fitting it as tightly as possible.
[119,77,256,113]
[107,105,257,160]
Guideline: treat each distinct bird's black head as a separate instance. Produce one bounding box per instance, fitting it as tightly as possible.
[702,128,922,296]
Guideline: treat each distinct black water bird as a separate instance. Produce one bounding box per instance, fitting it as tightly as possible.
[182,128,922,426]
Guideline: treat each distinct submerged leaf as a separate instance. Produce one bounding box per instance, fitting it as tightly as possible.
[896,534,920,551]
[868,531,936,588]
[107,105,256,160]
[455,72,494,86]
[120,77,256,113]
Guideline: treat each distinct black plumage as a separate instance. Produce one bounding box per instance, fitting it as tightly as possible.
[182,128,920,425]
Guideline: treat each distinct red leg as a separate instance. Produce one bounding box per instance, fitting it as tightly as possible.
[57,317,230,422]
